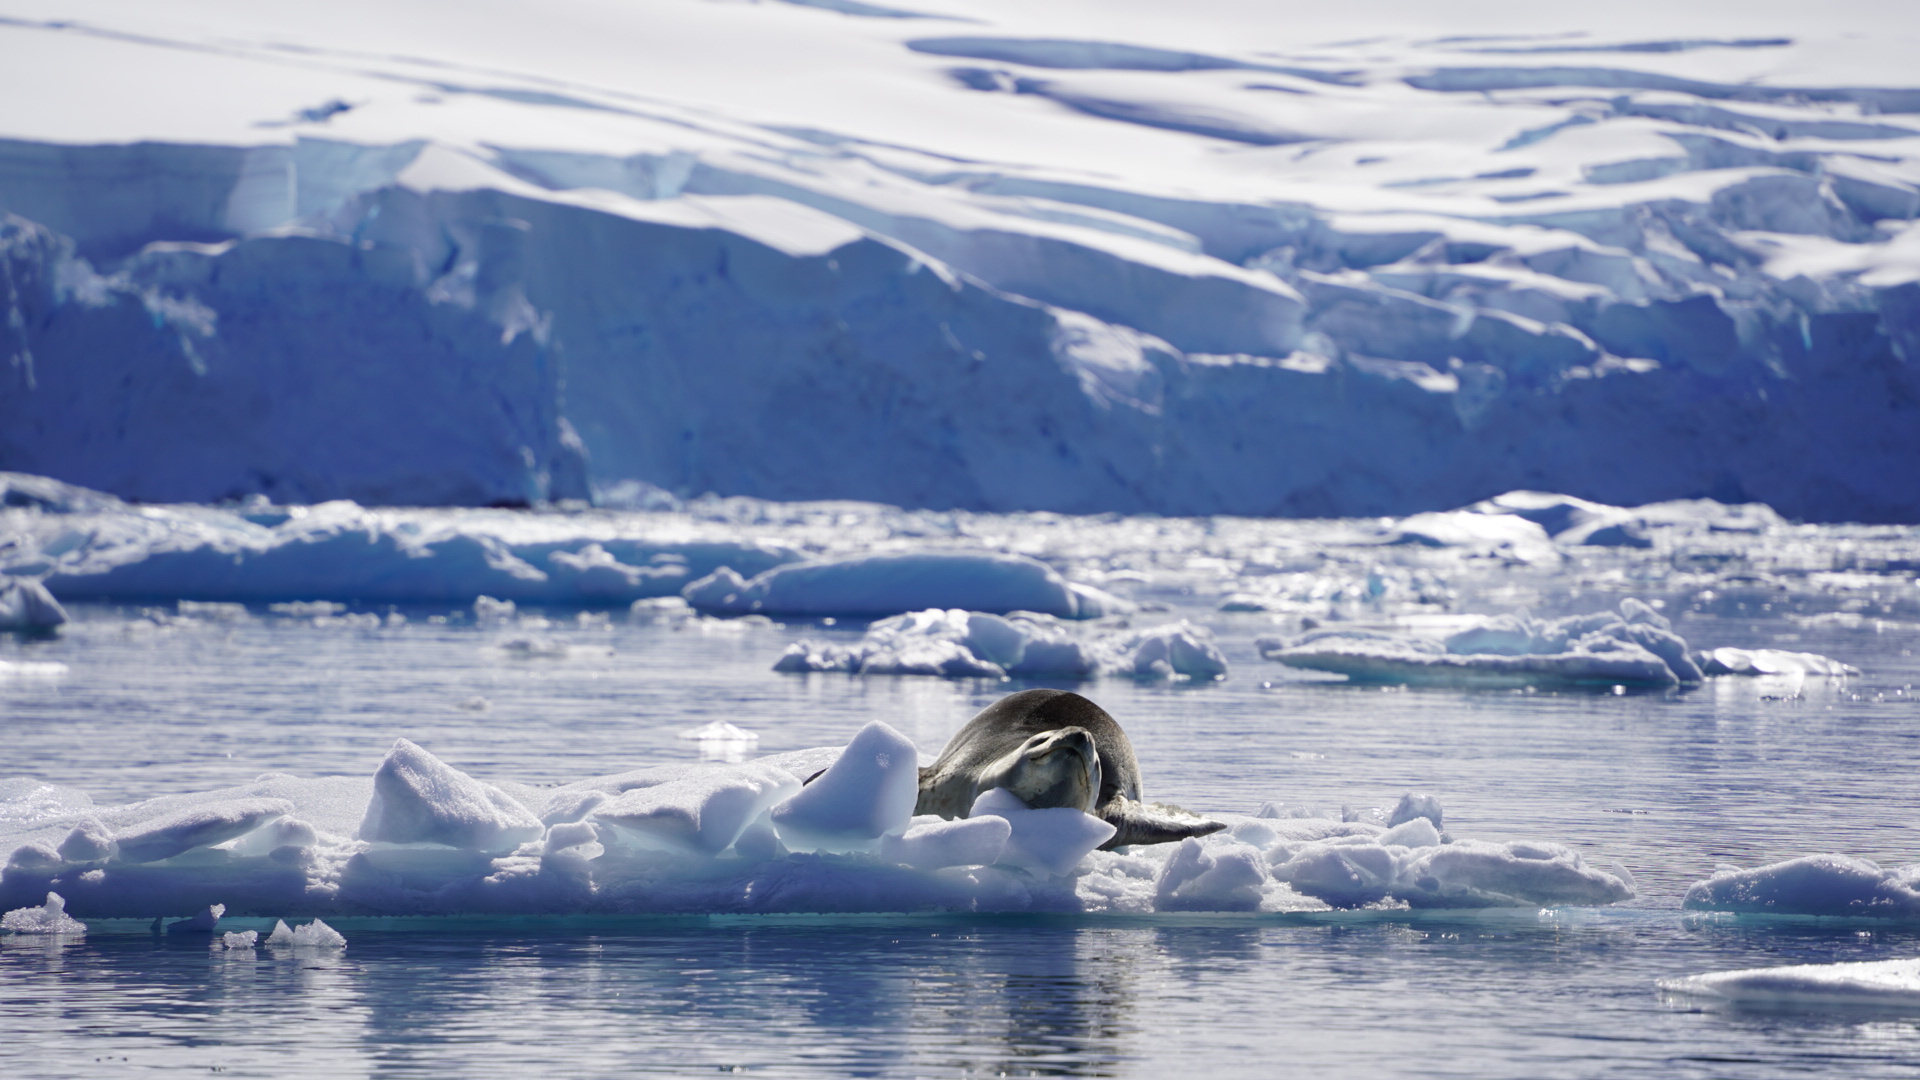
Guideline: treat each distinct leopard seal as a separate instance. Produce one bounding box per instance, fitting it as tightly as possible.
[914,688,1226,849]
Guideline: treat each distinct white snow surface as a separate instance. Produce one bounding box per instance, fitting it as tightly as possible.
[0,727,1635,919]
[1684,855,1920,918]
[774,607,1228,681]
[684,551,1126,619]
[1259,597,1853,689]
[0,2,1916,522]
[0,891,85,935]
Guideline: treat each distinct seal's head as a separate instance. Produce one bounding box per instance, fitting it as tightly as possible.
[977,725,1103,813]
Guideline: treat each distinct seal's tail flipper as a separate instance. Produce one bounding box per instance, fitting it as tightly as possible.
[1098,797,1227,849]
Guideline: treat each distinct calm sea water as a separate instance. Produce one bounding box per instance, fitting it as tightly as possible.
[4,599,1920,1077]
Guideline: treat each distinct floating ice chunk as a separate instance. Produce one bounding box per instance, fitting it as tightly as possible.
[1269,633,1677,688]
[970,788,1116,877]
[1659,958,1920,1008]
[218,930,258,950]
[168,903,225,934]
[879,815,1012,871]
[57,818,117,862]
[2,892,85,935]
[1391,511,1553,557]
[114,798,297,864]
[590,763,801,855]
[267,918,346,948]
[685,553,1126,619]
[773,609,1214,681]
[1264,599,1703,688]
[1095,621,1228,681]
[1155,837,1268,911]
[1267,826,1633,909]
[1395,840,1635,908]
[496,635,568,658]
[1387,793,1443,830]
[473,596,516,622]
[769,722,919,852]
[357,739,543,854]
[270,600,345,617]
[0,578,67,631]
[1683,854,1920,917]
[1698,648,1860,677]
[0,659,68,680]
[178,601,250,621]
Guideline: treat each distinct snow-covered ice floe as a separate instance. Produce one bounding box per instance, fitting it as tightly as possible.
[685,552,1126,619]
[0,732,1632,919]
[1259,598,1855,689]
[1683,855,1920,918]
[0,473,801,606]
[1659,959,1920,1009]
[773,608,1227,681]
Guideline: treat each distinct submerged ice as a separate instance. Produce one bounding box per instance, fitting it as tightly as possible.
[0,727,1636,919]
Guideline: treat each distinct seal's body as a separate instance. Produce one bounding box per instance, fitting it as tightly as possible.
[915,688,1225,848]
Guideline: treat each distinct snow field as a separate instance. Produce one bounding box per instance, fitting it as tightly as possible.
[0,2,1917,520]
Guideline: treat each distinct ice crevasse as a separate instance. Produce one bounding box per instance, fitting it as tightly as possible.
[1,727,1635,920]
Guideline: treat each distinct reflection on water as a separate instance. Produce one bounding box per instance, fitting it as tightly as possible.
[9,916,1920,1078]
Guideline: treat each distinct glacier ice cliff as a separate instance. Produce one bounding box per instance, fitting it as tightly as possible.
[0,4,1916,520]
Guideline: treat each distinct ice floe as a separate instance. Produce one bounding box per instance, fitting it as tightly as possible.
[0,729,1635,919]
[1660,958,1920,1009]
[685,552,1126,620]
[773,608,1227,681]
[1260,598,1855,689]
[0,577,66,631]
[1,892,85,935]
[1683,855,1920,918]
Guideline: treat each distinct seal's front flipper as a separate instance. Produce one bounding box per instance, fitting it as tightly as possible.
[1097,797,1227,849]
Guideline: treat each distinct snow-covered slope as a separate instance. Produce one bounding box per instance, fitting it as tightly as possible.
[1,1,1916,519]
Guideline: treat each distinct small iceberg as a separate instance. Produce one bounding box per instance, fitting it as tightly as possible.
[1660,958,1920,1009]
[0,578,67,632]
[1683,854,1920,918]
[1260,598,1854,690]
[1,892,86,935]
[774,608,1227,681]
[683,552,1127,620]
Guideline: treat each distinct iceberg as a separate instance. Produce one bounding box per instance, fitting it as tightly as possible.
[773,607,1226,681]
[1260,598,1853,689]
[1,891,85,935]
[0,2,1916,522]
[1660,959,1920,1009]
[684,552,1125,619]
[0,577,66,631]
[1683,855,1920,918]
